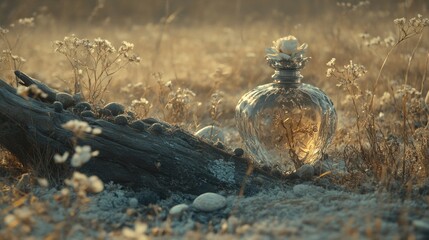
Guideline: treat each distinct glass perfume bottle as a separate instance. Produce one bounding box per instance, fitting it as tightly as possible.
[235,36,337,174]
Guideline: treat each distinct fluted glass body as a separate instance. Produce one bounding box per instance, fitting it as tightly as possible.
[235,69,337,173]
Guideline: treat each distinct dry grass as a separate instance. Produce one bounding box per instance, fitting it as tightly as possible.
[1,0,429,238]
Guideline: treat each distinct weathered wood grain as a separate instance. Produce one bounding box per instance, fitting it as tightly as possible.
[0,74,289,196]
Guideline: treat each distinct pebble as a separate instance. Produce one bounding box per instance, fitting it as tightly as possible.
[99,108,112,117]
[73,93,83,103]
[215,141,224,149]
[75,102,92,113]
[233,148,244,157]
[147,123,164,135]
[114,115,128,125]
[56,92,75,109]
[296,164,315,180]
[126,111,136,120]
[81,110,96,118]
[53,101,63,113]
[103,102,125,116]
[142,117,161,125]
[169,203,189,216]
[195,126,225,142]
[129,120,150,132]
[193,192,226,212]
[142,118,171,128]
[413,220,429,233]
[128,198,139,208]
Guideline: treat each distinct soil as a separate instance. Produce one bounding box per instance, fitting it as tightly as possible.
[25,173,429,239]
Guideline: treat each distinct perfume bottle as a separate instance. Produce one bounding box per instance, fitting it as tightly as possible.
[235,36,337,173]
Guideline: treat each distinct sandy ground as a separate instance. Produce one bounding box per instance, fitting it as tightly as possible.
[15,174,427,240]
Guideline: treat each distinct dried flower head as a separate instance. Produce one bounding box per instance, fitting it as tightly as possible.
[265,35,308,61]
[326,59,367,90]
[16,84,48,100]
[0,27,9,34]
[70,145,99,167]
[122,221,149,240]
[94,37,115,53]
[118,41,134,53]
[17,17,34,27]
[326,58,336,67]
[265,35,310,70]
[62,120,101,138]
[54,151,70,164]
[37,178,49,188]
[337,1,370,11]
[65,171,104,193]
[359,33,370,39]
[131,97,152,118]
[393,17,406,26]
[393,14,429,43]
[54,34,140,103]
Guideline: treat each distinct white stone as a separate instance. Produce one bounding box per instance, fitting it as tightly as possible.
[193,192,226,212]
[195,126,225,142]
[128,198,138,208]
[169,203,189,216]
[413,220,429,232]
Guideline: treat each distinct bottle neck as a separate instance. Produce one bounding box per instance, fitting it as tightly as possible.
[272,69,302,84]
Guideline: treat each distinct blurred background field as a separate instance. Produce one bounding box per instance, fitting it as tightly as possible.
[0,1,428,125]
[0,0,427,112]
[1,0,429,238]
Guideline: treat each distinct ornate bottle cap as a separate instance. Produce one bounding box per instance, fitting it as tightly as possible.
[265,35,310,70]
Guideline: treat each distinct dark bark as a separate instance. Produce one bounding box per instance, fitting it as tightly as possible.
[0,74,289,196]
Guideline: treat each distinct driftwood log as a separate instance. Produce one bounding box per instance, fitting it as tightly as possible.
[0,71,290,196]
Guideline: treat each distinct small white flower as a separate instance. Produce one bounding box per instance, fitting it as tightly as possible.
[359,33,370,39]
[92,150,100,157]
[119,41,134,53]
[131,98,150,107]
[37,178,49,187]
[265,35,307,61]
[122,221,149,240]
[60,188,70,196]
[92,128,102,135]
[54,151,69,163]
[70,146,91,167]
[65,172,104,194]
[14,207,32,220]
[393,17,406,25]
[326,68,336,78]
[326,58,336,67]
[4,214,18,227]
[16,86,29,99]
[88,175,104,193]
[0,27,9,34]
[18,17,34,27]
[16,84,47,99]
[70,145,98,167]
[384,36,395,47]
[165,81,173,88]
[62,120,101,137]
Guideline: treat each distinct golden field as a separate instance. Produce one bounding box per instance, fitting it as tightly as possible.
[1,0,429,239]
